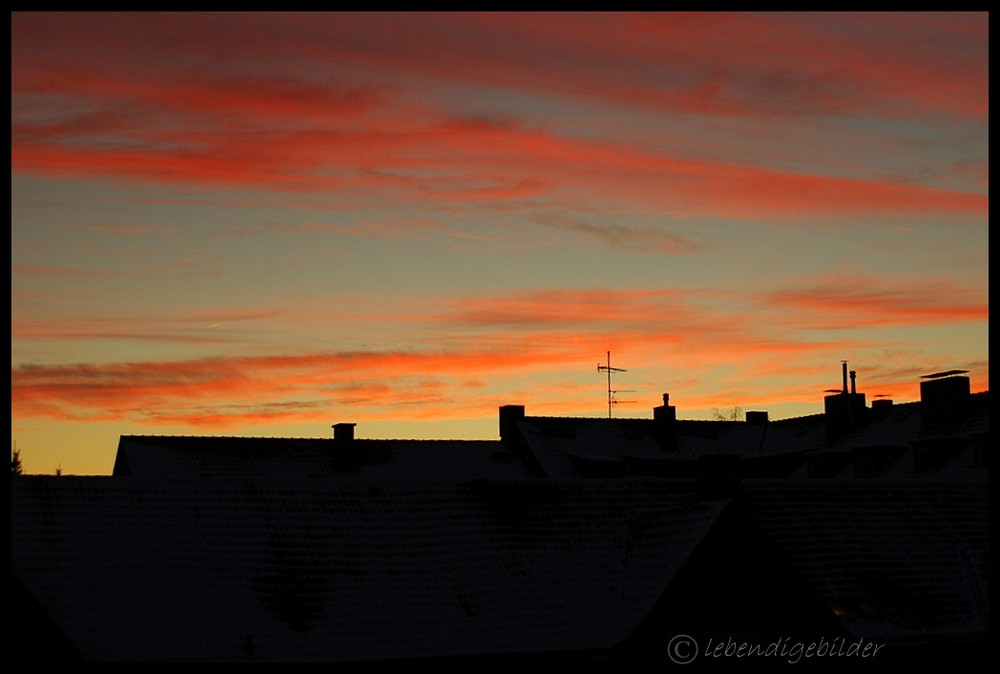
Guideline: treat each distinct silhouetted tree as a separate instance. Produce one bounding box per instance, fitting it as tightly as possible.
[11,448,23,475]
[712,406,744,421]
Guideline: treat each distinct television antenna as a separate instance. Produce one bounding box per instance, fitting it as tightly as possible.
[597,351,628,418]
[612,389,637,411]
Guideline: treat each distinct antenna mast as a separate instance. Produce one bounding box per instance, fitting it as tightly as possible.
[597,351,627,418]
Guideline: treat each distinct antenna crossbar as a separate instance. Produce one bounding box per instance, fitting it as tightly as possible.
[596,351,628,418]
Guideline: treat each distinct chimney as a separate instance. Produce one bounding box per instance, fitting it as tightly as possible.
[745,411,769,424]
[654,393,676,423]
[499,405,525,441]
[333,423,356,442]
[824,362,867,444]
[653,393,677,451]
[870,398,894,420]
[919,371,971,431]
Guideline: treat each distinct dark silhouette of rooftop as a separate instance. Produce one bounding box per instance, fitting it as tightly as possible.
[10,367,988,664]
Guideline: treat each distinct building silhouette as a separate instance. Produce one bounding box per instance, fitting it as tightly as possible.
[10,369,988,664]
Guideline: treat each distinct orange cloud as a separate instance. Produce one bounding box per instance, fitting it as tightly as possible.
[11,324,985,431]
[17,273,983,429]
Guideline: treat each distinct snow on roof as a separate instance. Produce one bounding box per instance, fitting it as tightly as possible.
[515,414,836,478]
[676,416,827,458]
[784,400,988,481]
[115,435,532,479]
[826,402,922,452]
[11,476,727,662]
[514,417,669,477]
[745,480,989,639]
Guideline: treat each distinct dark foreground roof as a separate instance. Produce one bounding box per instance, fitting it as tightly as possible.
[11,476,724,663]
[745,481,989,640]
[12,384,988,664]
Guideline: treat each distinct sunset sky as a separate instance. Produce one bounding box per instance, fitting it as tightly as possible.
[11,12,988,475]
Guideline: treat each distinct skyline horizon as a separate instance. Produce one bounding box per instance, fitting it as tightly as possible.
[12,360,987,476]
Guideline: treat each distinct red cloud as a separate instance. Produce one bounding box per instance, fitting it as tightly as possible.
[13,13,987,221]
[757,273,988,329]
[12,114,986,221]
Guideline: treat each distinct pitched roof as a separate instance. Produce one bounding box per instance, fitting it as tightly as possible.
[676,415,826,457]
[115,435,532,479]
[11,476,727,662]
[512,417,667,477]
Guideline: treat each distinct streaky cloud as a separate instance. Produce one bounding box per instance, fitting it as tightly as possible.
[532,212,705,253]
[757,272,987,329]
